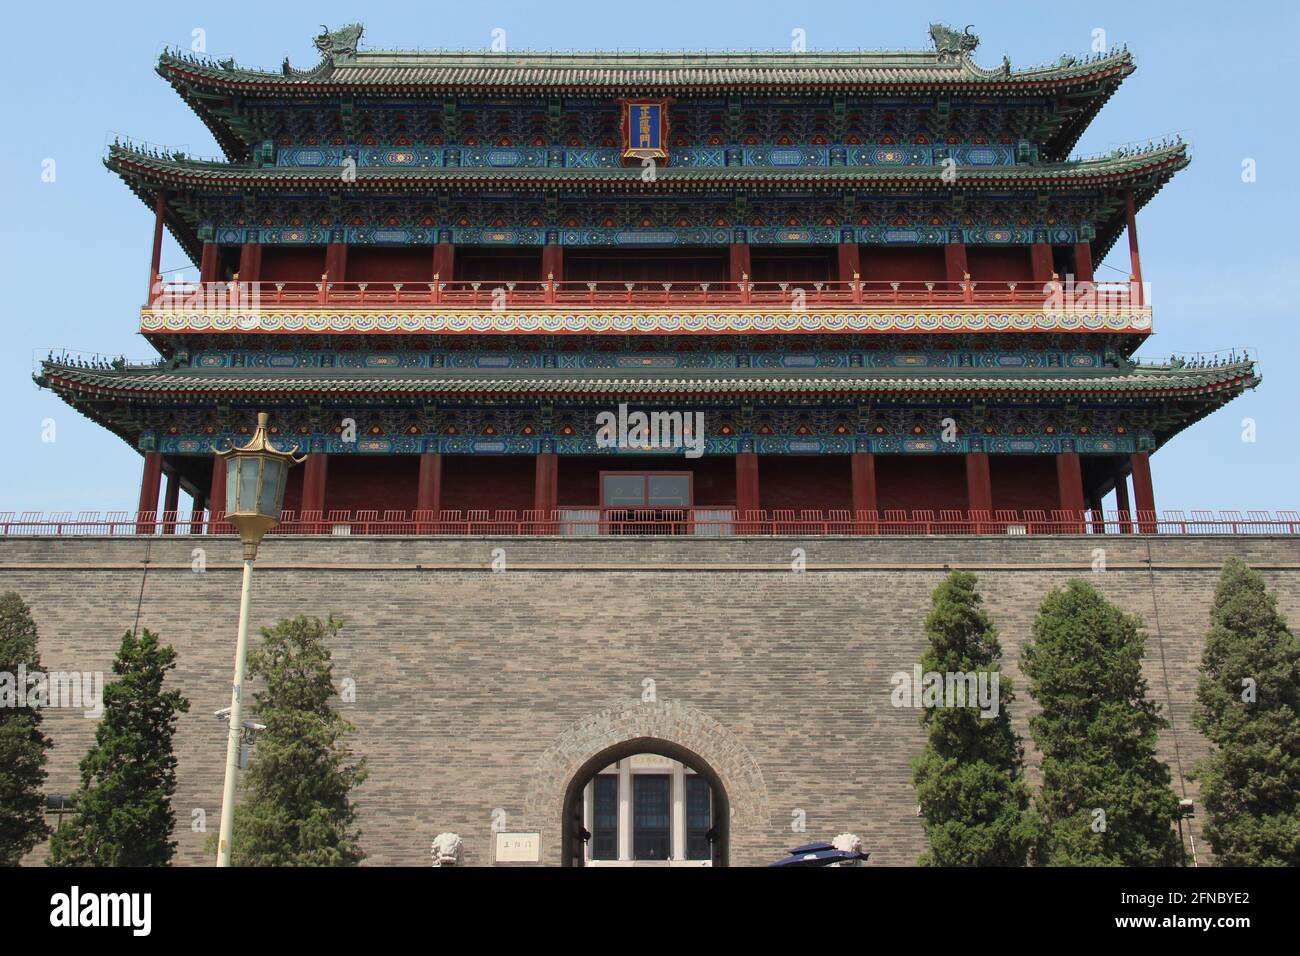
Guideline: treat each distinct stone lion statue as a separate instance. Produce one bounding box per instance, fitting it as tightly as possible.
[431,832,464,867]
[929,23,979,60]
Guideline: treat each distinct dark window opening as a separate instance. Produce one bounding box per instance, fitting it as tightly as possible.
[590,775,618,861]
[456,247,544,282]
[686,776,713,861]
[632,774,671,861]
[601,472,693,535]
[749,246,838,283]
[565,248,728,284]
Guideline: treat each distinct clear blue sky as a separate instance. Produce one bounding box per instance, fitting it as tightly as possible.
[1,1,1295,514]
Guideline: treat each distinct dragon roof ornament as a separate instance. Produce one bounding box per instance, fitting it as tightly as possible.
[314,23,364,64]
[928,23,979,62]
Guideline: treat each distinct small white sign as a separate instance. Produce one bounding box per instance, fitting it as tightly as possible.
[495,832,541,863]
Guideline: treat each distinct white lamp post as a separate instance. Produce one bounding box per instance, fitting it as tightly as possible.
[214,412,302,867]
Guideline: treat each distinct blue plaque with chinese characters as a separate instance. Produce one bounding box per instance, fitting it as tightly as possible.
[621,99,670,162]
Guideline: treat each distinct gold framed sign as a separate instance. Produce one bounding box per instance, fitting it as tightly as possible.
[621,99,670,162]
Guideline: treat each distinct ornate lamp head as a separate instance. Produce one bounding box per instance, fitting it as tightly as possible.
[216,412,305,558]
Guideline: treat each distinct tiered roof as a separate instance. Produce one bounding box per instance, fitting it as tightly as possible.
[36,355,1260,454]
[158,37,1135,162]
[107,139,1188,265]
[40,356,1257,401]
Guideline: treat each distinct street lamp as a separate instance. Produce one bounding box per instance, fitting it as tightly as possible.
[214,412,303,867]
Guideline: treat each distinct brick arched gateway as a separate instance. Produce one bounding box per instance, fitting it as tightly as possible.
[521,699,770,866]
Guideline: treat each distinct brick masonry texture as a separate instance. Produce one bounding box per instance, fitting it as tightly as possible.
[4,534,1299,867]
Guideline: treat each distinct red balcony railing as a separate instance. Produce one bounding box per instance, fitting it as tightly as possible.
[147,277,1147,312]
[2,509,1293,538]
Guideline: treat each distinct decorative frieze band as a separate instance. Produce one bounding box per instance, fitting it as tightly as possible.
[142,309,1152,337]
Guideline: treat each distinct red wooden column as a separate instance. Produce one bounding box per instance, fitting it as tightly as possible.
[965,452,992,531]
[728,243,751,285]
[148,190,167,304]
[416,452,442,520]
[1115,471,1133,534]
[1130,451,1157,533]
[1073,241,1094,283]
[432,242,455,282]
[136,451,164,534]
[189,493,206,536]
[1031,242,1054,285]
[542,243,564,282]
[207,454,227,534]
[301,453,329,528]
[162,469,181,534]
[534,452,558,529]
[837,243,860,283]
[199,241,220,283]
[1089,498,1105,534]
[735,452,760,523]
[1055,452,1086,532]
[325,242,348,282]
[238,239,261,283]
[944,242,968,284]
[1125,190,1143,287]
[850,451,877,531]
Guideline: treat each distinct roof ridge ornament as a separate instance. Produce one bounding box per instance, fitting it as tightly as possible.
[928,23,979,62]
[314,23,364,64]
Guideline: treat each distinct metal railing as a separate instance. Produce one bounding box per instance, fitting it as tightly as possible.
[1,509,1295,537]
[145,277,1149,311]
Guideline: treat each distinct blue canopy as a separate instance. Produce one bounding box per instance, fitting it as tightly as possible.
[767,841,870,867]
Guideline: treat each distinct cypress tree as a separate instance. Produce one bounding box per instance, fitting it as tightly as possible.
[911,571,1037,865]
[1022,581,1182,866]
[226,615,367,866]
[48,629,189,866]
[0,592,53,865]
[1193,558,1300,865]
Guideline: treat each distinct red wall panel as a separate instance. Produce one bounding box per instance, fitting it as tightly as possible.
[759,455,853,511]
[966,246,1034,283]
[346,247,434,283]
[989,455,1060,513]
[440,456,535,512]
[858,247,946,284]
[875,455,968,512]
[259,246,327,283]
[323,455,420,513]
[281,466,305,514]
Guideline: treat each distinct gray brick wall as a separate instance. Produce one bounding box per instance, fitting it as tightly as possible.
[4,533,1298,866]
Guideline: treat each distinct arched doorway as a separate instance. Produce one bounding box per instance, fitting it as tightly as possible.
[560,737,730,867]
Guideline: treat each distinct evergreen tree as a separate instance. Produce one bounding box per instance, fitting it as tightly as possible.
[0,592,53,865]
[1193,558,1300,865]
[225,615,367,866]
[48,629,189,866]
[1022,581,1182,866]
[911,571,1037,865]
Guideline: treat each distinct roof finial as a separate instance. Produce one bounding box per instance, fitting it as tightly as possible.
[929,23,979,61]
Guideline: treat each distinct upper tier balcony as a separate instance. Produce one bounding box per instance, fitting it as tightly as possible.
[146,276,1148,312]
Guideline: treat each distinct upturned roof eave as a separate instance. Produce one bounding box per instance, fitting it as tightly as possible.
[104,141,1189,192]
[154,47,1135,161]
[38,362,1260,402]
[103,141,1188,267]
[155,47,1135,92]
